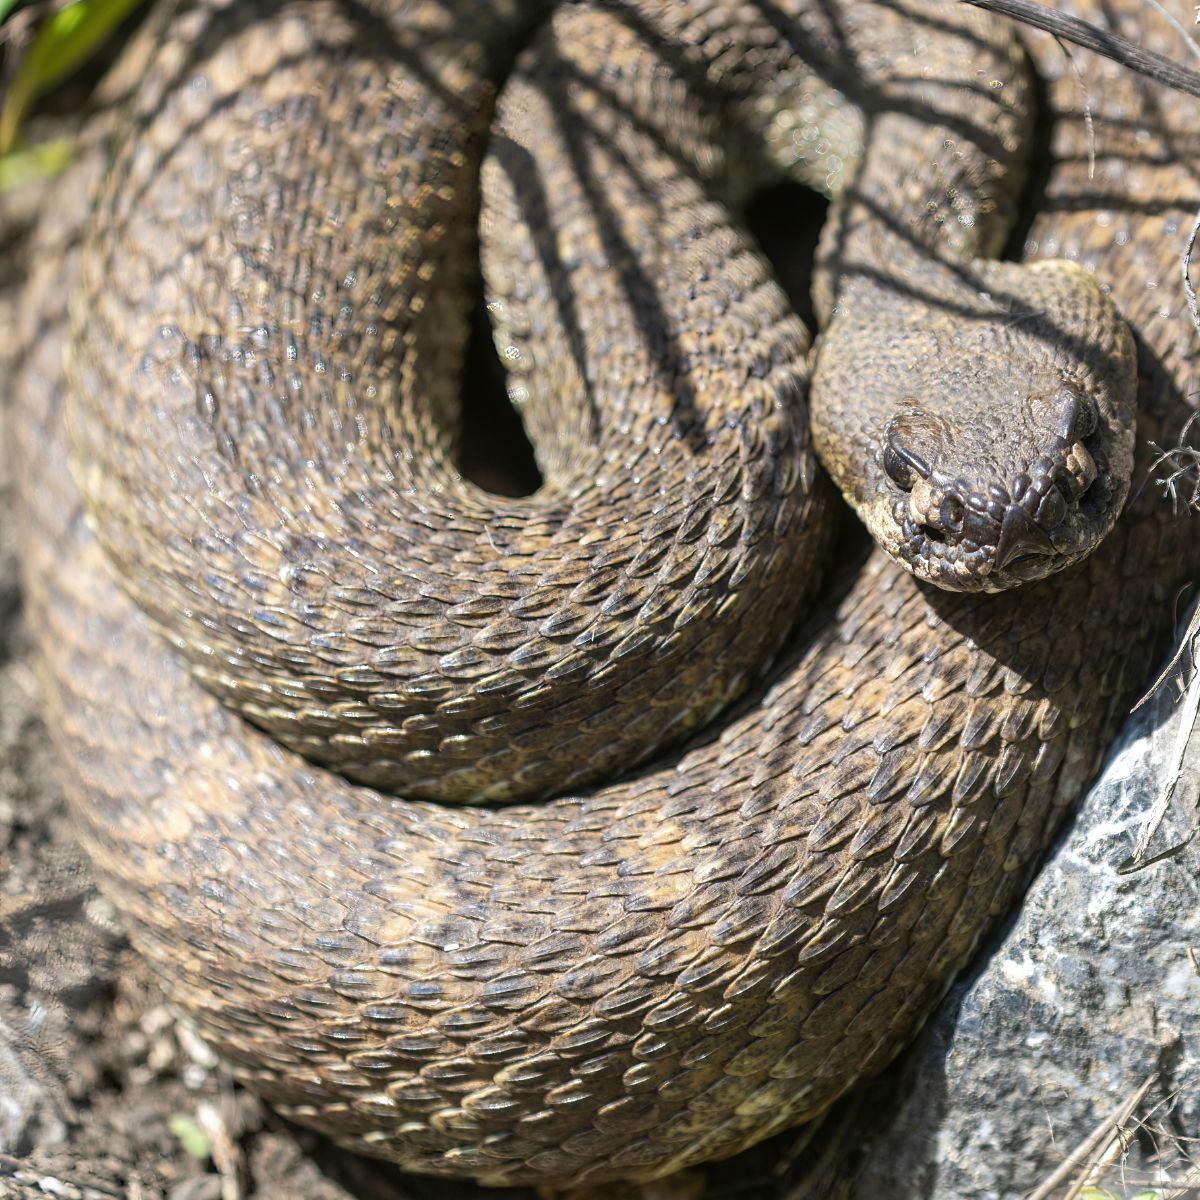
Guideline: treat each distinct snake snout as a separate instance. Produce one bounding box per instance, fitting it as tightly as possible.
[992,390,1104,569]
[879,379,1113,587]
[995,452,1095,565]
[994,503,1057,569]
[890,462,1086,586]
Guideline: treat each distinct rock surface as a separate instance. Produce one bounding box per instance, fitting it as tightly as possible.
[838,603,1200,1198]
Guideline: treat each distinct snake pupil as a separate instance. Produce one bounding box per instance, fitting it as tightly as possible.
[882,443,917,490]
[1074,396,1098,440]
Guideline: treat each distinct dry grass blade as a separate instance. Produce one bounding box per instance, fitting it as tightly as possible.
[1184,205,1200,345]
[1054,34,1098,178]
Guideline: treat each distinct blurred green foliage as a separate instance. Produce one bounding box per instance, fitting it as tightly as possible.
[0,0,142,183]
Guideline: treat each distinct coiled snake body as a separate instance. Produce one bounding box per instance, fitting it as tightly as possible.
[12,0,1200,1187]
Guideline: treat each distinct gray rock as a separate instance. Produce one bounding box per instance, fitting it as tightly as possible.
[844,609,1200,1199]
[0,1005,70,1155]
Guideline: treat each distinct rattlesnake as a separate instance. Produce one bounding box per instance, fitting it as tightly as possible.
[12,0,1200,1187]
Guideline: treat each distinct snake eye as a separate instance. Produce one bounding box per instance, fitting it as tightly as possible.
[1054,384,1097,442]
[1073,395,1098,440]
[883,443,916,490]
[882,432,931,492]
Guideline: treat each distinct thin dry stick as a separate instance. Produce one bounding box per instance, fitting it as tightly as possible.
[1185,206,1200,343]
[1139,431,1197,513]
[1121,599,1200,872]
[961,0,1200,97]
[1025,1071,1159,1200]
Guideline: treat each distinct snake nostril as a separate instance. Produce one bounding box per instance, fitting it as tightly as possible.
[916,494,965,546]
[938,495,965,533]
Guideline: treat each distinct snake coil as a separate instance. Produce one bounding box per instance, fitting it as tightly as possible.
[13,0,1200,1188]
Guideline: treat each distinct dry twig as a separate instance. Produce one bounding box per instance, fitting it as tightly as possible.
[962,0,1200,96]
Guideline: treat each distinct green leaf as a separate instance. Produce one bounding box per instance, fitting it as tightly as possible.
[0,135,73,190]
[0,1,25,26]
[167,1112,211,1160]
[0,0,144,153]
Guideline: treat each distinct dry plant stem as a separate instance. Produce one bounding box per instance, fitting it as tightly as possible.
[195,1100,244,1200]
[1025,1072,1158,1200]
[1146,412,1200,513]
[1121,600,1200,872]
[961,0,1200,97]
[1184,207,1200,343]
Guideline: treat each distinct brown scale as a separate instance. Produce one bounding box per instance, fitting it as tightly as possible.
[11,0,1200,1189]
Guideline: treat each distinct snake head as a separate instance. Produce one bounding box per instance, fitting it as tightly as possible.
[812,259,1138,593]
[875,382,1120,590]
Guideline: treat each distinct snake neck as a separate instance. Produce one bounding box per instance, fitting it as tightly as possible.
[810,102,1031,328]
